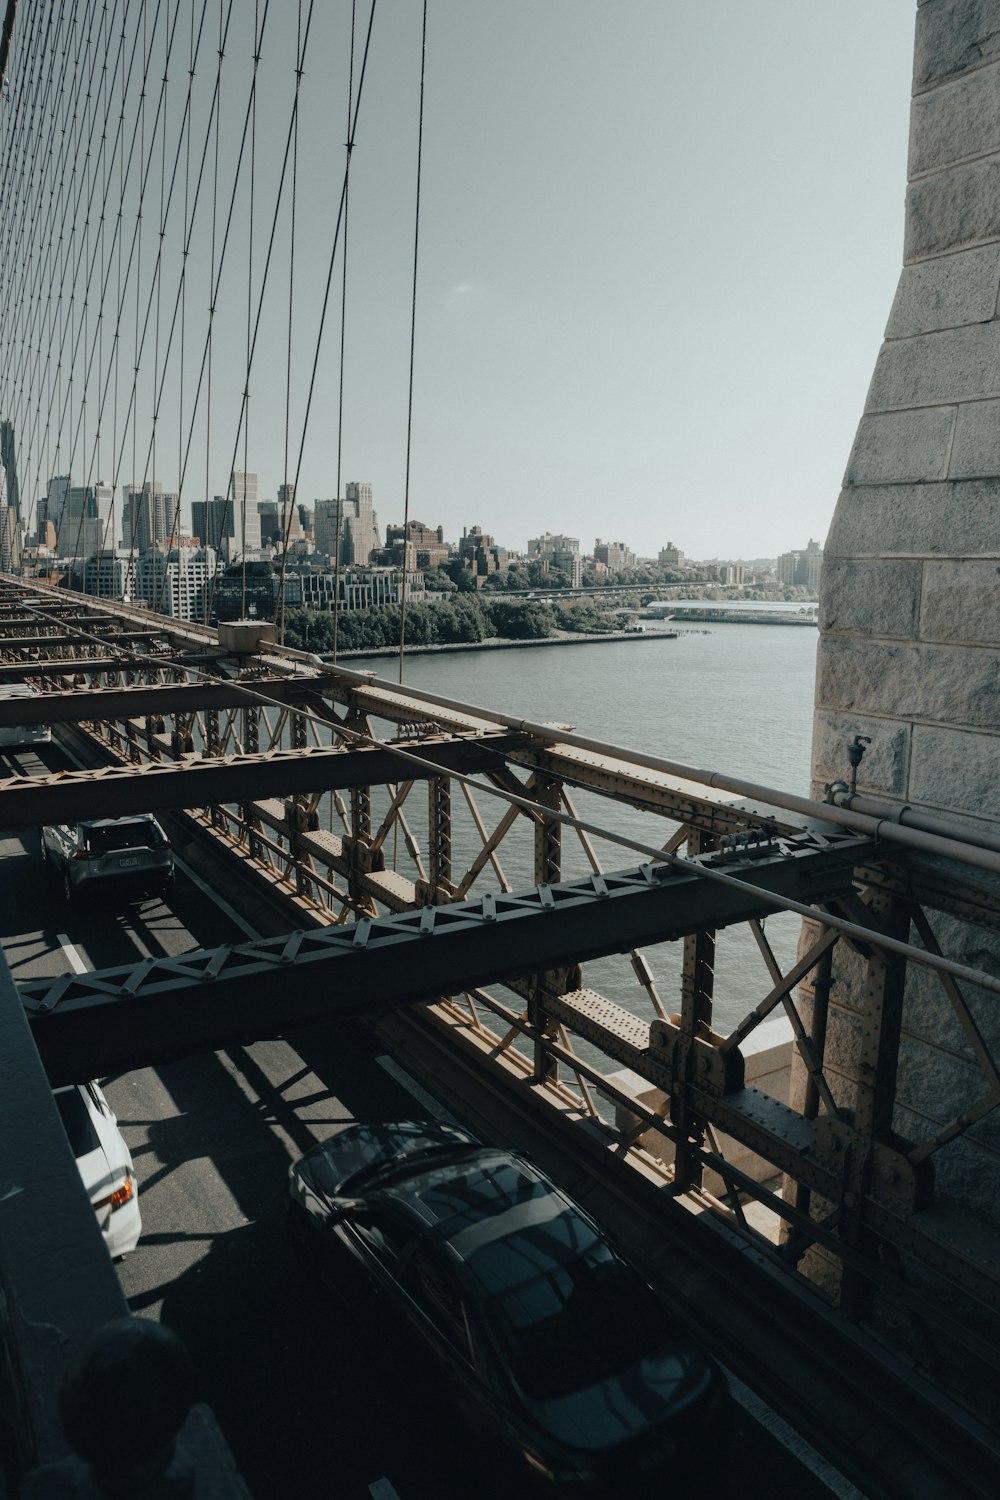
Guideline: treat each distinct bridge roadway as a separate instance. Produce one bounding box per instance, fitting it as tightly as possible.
[0,736,853,1498]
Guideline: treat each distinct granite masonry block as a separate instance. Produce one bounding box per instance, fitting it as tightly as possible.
[905,154,1000,260]
[904,914,1000,1048]
[914,1,1000,94]
[885,245,1000,337]
[826,480,1000,558]
[843,408,955,485]
[891,1105,1000,1219]
[910,58,1000,175]
[948,396,1000,475]
[817,1003,863,1080]
[817,637,1000,731]
[920,557,1000,642]
[867,322,1000,411]
[910,722,1000,821]
[811,710,910,796]
[820,560,921,638]
[897,1032,989,1119]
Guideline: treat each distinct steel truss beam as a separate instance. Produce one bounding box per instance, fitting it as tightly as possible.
[22,833,872,1084]
[0,677,323,728]
[0,733,529,826]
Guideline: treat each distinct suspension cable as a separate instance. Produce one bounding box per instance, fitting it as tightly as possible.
[396,0,426,684]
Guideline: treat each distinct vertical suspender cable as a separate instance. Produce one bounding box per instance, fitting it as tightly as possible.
[331,0,356,665]
[275,0,302,644]
[396,0,426,684]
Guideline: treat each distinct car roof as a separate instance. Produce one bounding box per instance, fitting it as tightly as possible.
[380,1148,603,1290]
[79,814,161,829]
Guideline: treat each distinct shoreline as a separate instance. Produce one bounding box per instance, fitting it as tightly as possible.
[331,628,679,661]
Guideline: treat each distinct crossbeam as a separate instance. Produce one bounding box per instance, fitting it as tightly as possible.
[0,732,530,824]
[21,833,873,1083]
[0,677,322,727]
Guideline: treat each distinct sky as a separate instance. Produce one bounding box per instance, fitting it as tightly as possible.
[0,1,918,561]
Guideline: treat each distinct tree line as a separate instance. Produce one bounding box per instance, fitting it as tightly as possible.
[282,595,632,653]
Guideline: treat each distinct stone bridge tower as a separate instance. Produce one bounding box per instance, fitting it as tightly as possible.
[806,0,1000,1251]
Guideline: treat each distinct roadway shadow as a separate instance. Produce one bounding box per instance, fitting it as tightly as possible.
[149,1217,489,1500]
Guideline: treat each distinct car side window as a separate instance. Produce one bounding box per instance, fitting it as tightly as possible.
[352,1209,408,1265]
[402,1247,472,1362]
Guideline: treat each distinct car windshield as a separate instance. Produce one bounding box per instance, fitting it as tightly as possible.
[85,823,161,853]
[473,1229,674,1399]
[54,1088,100,1159]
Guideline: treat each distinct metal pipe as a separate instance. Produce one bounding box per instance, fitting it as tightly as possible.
[831,787,1000,859]
[327,664,1000,879]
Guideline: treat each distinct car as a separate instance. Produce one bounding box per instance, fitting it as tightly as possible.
[40,814,175,902]
[0,682,52,746]
[287,1121,729,1495]
[53,1081,142,1259]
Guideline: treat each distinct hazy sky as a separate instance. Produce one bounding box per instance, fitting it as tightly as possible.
[2,1,918,561]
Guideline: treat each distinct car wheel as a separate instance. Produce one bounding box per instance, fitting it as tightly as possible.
[62,869,73,903]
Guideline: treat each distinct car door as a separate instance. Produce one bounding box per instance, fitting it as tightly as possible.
[395,1241,499,1436]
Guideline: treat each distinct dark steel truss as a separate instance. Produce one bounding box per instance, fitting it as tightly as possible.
[4,575,1000,1443]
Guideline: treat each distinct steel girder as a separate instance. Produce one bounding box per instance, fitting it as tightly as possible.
[0,676,323,728]
[21,831,872,1084]
[0,732,528,825]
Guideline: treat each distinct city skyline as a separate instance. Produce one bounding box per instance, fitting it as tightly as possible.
[0,4,915,563]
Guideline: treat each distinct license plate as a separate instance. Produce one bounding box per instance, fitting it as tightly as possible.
[118,856,139,868]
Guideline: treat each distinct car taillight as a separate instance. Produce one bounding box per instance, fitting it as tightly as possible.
[94,1173,134,1212]
[74,849,95,860]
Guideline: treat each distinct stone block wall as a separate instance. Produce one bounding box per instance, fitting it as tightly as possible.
[808,0,1000,1224]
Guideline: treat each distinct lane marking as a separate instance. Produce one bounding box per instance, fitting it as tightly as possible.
[173,854,260,940]
[375,1055,458,1124]
[56,934,88,974]
[368,1481,402,1500]
[725,1371,864,1498]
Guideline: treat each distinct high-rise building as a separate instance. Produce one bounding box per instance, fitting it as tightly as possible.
[777,538,823,590]
[593,539,635,572]
[135,545,217,622]
[1,419,19,517]
[658,542,685,568]
[122,482,181,554]
[228,470,262,554]
[83,548,139,602]
[314,483,379,565]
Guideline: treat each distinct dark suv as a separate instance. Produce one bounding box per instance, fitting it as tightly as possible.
[287,1121,729,1494]
[41,814,175,901]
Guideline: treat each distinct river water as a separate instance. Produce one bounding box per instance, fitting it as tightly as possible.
[346,619,819,1035]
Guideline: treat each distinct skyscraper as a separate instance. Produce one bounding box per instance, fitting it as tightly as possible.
[314,483,379,564]
[228,470,261,555]
[0,419,19,517]
[122,482,180,554]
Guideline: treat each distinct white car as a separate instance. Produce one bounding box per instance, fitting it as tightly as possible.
[53,1081,142,1258]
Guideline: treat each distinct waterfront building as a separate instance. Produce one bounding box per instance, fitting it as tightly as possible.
[383,519,450,569]
[594,538,636,572]
[777,538,822,590]
[297,565,425,612]
[528,531,582,587]
[314,484,380,565]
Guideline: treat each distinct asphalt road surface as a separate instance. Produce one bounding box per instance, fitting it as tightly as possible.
[1,733,860,1500]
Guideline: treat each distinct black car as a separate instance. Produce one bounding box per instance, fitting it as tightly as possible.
[287,1121,729,1495]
